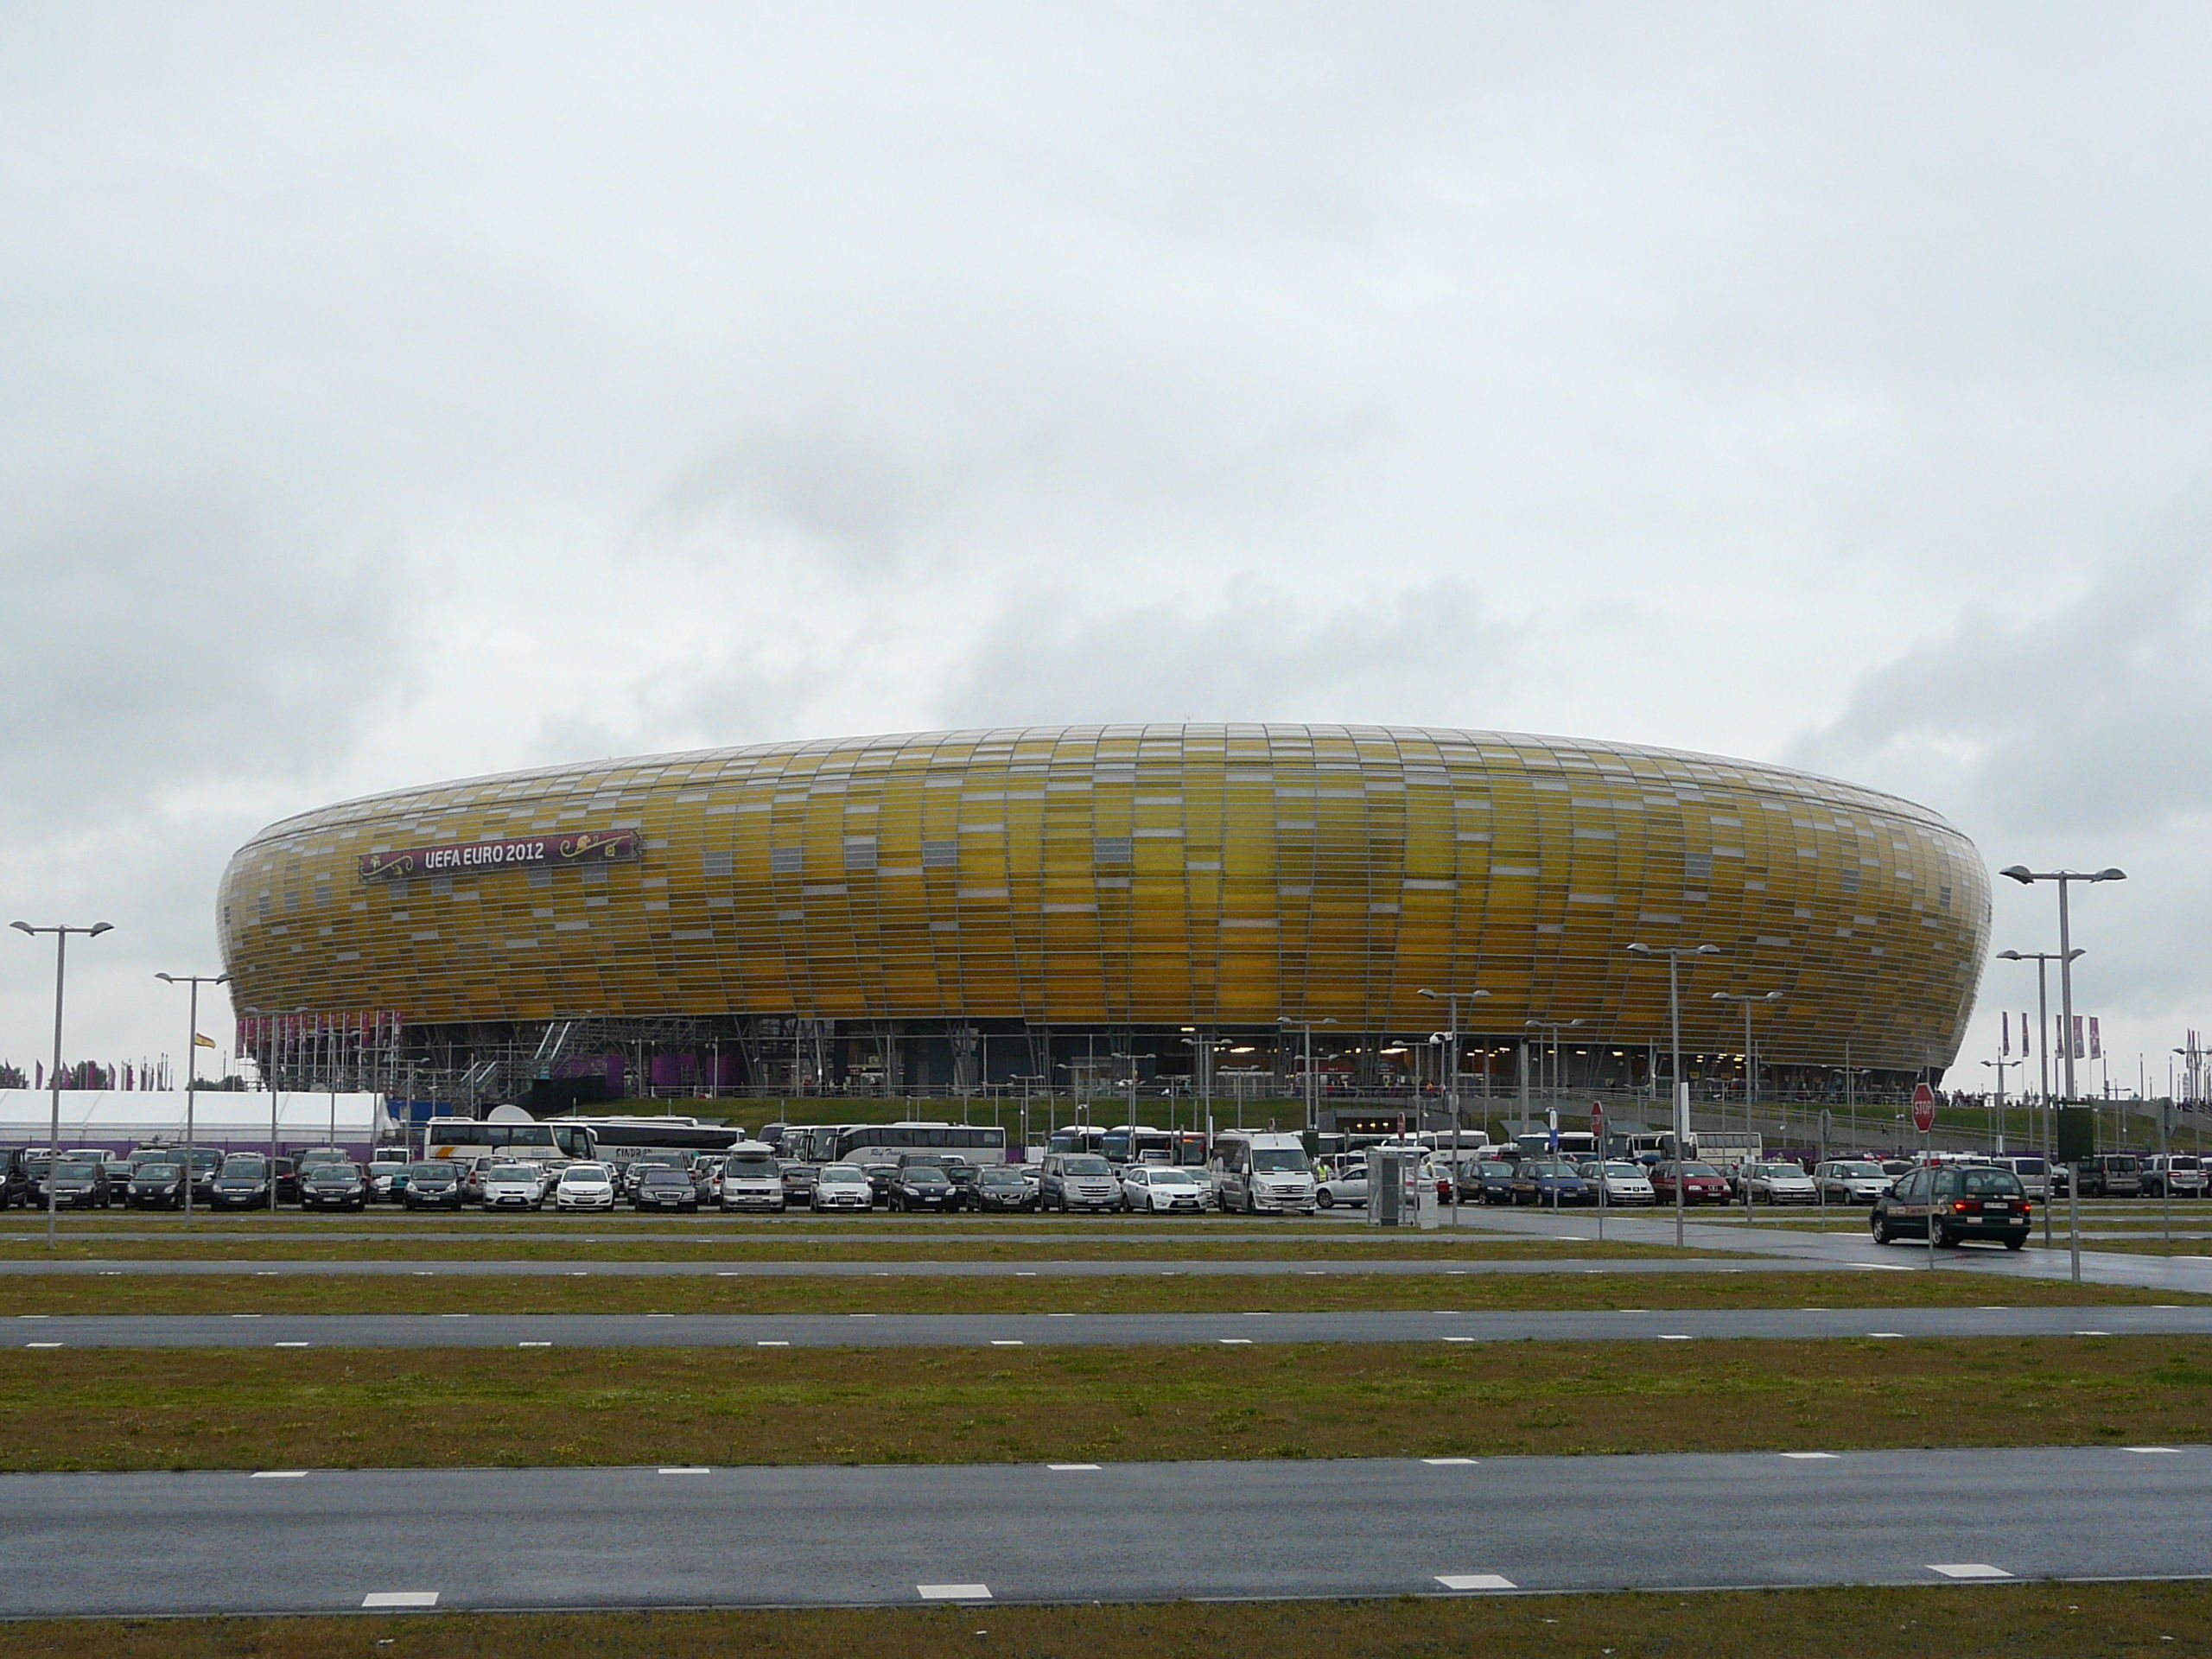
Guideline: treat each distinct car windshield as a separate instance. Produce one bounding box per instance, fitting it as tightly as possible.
[727,1156,778,1175]
[223,1159,268,1176]
[1147,1168,1199,1185]
[822,1166,868,1183]
[1602,1163,1643,1178]
[1681,1164,1722,1178]
[1835,1162,1884,1178]
[905,1168,950,1186]
[1757,1164,1804,1178]
[489,1165,537,1180]
[409,1163,452,1179]
[640,1167,689,1184]
[137,1163,181,1179]
[1061,1156,1111,1176]
[54,1160,99,1177]
[1249,1150,1307,1173]
[563,1165,609,1181]
[980,1168,1023,1185]
[1529,1161,1575,1177]
[368,1161,404,1175]
[312,1166,357,1179]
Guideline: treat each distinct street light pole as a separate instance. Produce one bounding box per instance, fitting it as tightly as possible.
[1277,1016,1335,1139]
[156,971,230,1219]
[1713,990,1782,1224]
[1421,988,1489,1230]
[1626,940,1719,1249]
[10,920,114,1249]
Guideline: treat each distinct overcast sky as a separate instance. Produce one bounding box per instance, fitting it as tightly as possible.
[3,3,2207,1090]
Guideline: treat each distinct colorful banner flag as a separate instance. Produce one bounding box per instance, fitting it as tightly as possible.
[2072,1014,2086,1059]
[2088,1017,2101,1060]
[2020,1015,2031,1056]
[194,1033,217,1050]
[2002,1012,2010,1056]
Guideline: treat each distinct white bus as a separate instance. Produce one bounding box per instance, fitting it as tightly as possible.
[831,1121,1007,1165]
[423,1116,597,1163]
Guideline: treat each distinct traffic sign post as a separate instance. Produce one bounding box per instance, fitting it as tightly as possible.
[1592,1102,1606,1242]
[1914,1084,1938,1268]
[1911,1083,1937,1135]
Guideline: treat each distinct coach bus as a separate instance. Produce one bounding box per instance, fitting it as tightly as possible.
[423,1117,597,1163]
[548,1116,747,1173]
[831,1121,1007,1165]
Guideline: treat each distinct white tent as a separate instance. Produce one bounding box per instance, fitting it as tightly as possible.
[0,1090,395,1154]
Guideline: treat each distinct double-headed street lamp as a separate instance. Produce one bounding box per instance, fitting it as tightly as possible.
[1997,946,2082,1250]
[1419,988,1489,1225]
[156,971,230,1218]
[1522,1018,1584,1135]
[10,920,114,1249]
[1626,940,1719,1248]
[1276,1016,1336,1135]
[1999,866,2125,1103]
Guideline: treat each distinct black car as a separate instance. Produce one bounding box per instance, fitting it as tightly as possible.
[779,1161,821,1207]
[127,1160,188,1210]
[210,1154,276,1211]
[0,1150,34,1209]
[1872,1165,2031,1249]
[44,1155,111,1211]
[1466,1159,1517,1205]
[969,1165,1035,1212]
[300,1161,368,1212]
[631,1165,700,1212]
[888,1166,961,1211]
[861,1162,900,1204]
[401,1162,465,1210]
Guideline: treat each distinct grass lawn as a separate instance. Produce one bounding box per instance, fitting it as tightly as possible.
[0,1268,2194,1316]
[1,1335,2208,1471]
[3,1583,2210,1658]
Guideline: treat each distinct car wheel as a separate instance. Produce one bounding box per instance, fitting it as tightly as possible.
[1872,1216,1892,1244]
[1316,1190,1333,1210]
[2004,1235,2025,1250]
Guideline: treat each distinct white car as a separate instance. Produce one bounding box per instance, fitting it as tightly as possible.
[482,1161,545,1211]
[1743,1160,1818,1205]
[1121,1166,1211,1213]
[554,1162,616,1211]
[1579,1160,1657,1205]
[1814,1160,1894,1205]
[811,1163,874,1211]
[1314,1160,1370,1210]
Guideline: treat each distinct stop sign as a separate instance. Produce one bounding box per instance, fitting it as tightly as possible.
[1911,1083,1937,1134]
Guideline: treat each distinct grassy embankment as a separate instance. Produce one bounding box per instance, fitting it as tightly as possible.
[0,1336,2207,1471]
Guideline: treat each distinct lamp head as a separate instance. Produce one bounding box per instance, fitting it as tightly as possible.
[156,972,175,983]
[1417,988,1439,1000]
[1764,989,1783,1002]
[2095,868,2126,882]
[2000,865,2035,884]
[2068,948,2086,961]
[88,923,112,937]
[1624,942,1651,957]
[1996,950,2023,961]
[1694,944,1719,956]
[9,920,33,936]
[1469,988,1490,999]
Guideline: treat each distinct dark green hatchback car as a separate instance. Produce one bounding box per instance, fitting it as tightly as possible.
[1872,1165,2031,1249]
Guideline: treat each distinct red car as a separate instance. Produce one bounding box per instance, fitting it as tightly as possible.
[1649,1160,1732,1205]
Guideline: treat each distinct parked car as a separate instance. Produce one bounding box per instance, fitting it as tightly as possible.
[719,1146,787,1213]
[1122,1165,1212,1213]
[1466,1158,1519,1205]
[366,1160,410,1204]
[482,1162,547,1211]
[2142,1154,2207,1198]
[1813,1160,1894,1205]
[630,1164,700,1213]
[860,1161,901,1205]
[690,1155,724,1209]
[401,1161,465,1210]
[888,1165,961,1212]
[127,1158,188,1209]
[969,1164,1035,1213]
[0,1150,35,1209]
[554,1162,618,1212]
[1039,1153,1122,1214]
[810,1163,875,1211]
[1872,1164,2031,1249]
[458,1154,498,1205]
[1314,1160,1370,1210]
[1741,1160,1818,1205]
[300,1160,368,1211]
[1987,1155,2051,1200]
[1510,1160,1594,1206]
[210,1154,276,1211]
[44,1155,111,1211]
[2076,1154,2142,1198]
[779,1161,821,1208]
[1577,1160,1657,1205]
[1649,1161,1732,1205]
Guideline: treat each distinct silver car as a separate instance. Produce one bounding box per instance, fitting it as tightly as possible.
[1814,1160,1894,1205]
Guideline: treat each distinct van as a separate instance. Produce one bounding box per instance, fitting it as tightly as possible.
[2142,1154,2206,1198]
[2076,1154,2141,1198]
[1210,1130,1317,1215]
[1988,1154,2050,1200]
[718,1141,786,1212]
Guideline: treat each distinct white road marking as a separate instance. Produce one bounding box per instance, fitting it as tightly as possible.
[2075,1330,2112,1338]
[647,1313,676,1319]
[757,1339,790,1347]
[1436,1573,1516,1591]
[231,1313,262,1319]
[658,1466,710,1475]
[1422,1458,1478,1465]
[1928,1563,2012,1580]
[1866,1332,1905,1338]
[989,1339,1024,1347]
[1047,1464,1101,1471]
[1657,1334,1693,1341]
[2125,1446,2185,1454]
[440,1313,469,1319]
[917,1583,990,1601]
[1049,1313,1076,1318]
[22,1342,59,1349]
[1780,1452,1840,1460]
[251,1471,308,1478]
[1218,1338,1254,1344]
[850,1313,879,1319]
[1241,1311,1271,1316]
[1441,1337,1477,1344]
[274,1341,310,1348]
[362,1591,440,1608]
[518,1341,551,1348]
[1015,1271,1036,1276]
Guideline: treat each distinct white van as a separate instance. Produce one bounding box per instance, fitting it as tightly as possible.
[718,1141,786,1213]
[1210,1131,1317,1215]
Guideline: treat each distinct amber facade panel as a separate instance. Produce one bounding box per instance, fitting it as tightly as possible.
[216,724,1989,1072]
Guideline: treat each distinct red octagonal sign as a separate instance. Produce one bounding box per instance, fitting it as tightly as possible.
[1911,1083,1937,1135]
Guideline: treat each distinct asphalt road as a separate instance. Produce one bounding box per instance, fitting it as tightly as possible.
[10,1303,2209,1349]
[0,1255,1803,1278]
[3,1446,2205,1616]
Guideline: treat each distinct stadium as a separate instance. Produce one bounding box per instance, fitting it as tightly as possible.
[214,723,1990,1118]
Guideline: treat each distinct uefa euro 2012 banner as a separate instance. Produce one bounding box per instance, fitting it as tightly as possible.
[356,830,639,881]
